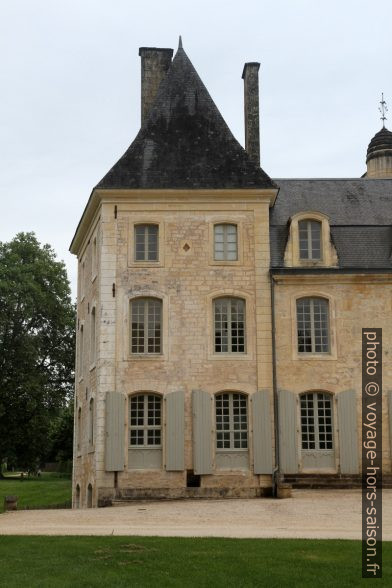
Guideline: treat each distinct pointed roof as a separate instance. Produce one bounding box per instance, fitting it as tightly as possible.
[96,46,275,190]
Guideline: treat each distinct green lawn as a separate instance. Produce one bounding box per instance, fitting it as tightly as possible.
[0,537,390,587]
[0,473,71,512]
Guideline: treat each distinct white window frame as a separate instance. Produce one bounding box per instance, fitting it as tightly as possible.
[298,219,322,261]
[130,297,162,355]
[214,297,246,354]
[214,223,238,261]
[296,297,330,354]
[215,392,248,451]
[300,392,334,451]
[134,224,159,262]
[129,393,162,448]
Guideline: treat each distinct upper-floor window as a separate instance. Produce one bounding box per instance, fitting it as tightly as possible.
[135,224,158,262]
[77,406,82,453]
[214,297,245,353]
[297,297,329,353]
[215,392,248,449]
[90,307,96,365]
[88,398,94,446]
[78,324,84,375]
[214,224,238,261]
[298,220,322,260]
[91,235,97,278]
[129,393,162,447]
[130,297,162,354]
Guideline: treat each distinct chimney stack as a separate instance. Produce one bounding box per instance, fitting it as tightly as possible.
[139,47,173,125]
[242,62,260,166]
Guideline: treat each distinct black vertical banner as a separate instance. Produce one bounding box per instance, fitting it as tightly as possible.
[362,329,382,578]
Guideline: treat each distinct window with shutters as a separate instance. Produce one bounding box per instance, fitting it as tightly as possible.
[214,297,245,353]
[214,224,238,261]
[215,392,248,450]
[298,219,322,260]
[296,297,329,353]
[300,392,333,450]
[129,393,162,448]
[134,224,159,261]
[130,297,162,354]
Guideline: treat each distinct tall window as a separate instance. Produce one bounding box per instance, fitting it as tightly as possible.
[90,307,96,365]
[91,235,97,277]
[301,392,333,450]
[297,297,329,353]
[88,398,94,446]
[214,297,245,353]
[135,224,158,261]
[298,220,322,260]
[77,407,82,453]
[130,298,162,354]
[79,325,84,374]
[214,224,237,261]
[216,393,248,450]
[129,394,162,447]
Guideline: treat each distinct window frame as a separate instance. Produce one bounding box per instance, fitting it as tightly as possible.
[300,391,334,451]
[134,223,159,262]
[296,296,330,354]
[128,393,162,449]
[298,219,322,261]
[291,292,337,361]
[88,397,95,448]
[213,223,238,261]
[213,296,246,354]
[89,306,96,369]
[130,297,162,356]
[209,220,243,266]
[129,221,164,267]
[286,211,337,267]
[215,392,248,451]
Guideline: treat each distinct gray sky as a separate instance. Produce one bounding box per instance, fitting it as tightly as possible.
[1,0,391,298]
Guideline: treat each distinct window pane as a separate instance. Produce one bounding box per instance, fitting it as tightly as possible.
[297,297,329,353]
[299,220,321,261]
[135,225,158,261]
[131,298,161,354]
[214,224,237,261]
[216,392,247,450]
[214,297,245,353]
[129,394,162,448]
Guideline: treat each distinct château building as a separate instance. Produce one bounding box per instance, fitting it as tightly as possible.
[70,40,392,507]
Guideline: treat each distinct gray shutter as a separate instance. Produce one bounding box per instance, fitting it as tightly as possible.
[278,390,298,473]
[192,389,212,475]
[165,391,185,471]
[338,389,359,474]
[105,392,125,471]
[252,390,273,474]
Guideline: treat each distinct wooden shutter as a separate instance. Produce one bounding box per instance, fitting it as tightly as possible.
[278,389,298,473]
[338,389,359,474]
[192,389,212,475]
[105,392,125,471]
[252,390,273,474]
[165,391,185,471]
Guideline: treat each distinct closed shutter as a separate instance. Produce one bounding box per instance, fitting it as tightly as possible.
[192,389,212,475]
[105,392,125,471]
[252,390,273,474]
[165,391,185,471]
[278,389,298,473]
[338,389,359,474]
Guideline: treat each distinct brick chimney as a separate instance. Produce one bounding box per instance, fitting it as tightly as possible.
[242,62,260,166]
[139,47,173,125]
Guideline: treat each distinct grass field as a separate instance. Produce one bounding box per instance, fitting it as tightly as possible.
[0,473,71,512]
[0,536,390,587]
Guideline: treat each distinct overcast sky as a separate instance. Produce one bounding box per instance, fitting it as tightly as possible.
[1,0,391,298]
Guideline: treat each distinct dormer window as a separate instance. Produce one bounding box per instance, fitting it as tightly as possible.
[298,220,322,261]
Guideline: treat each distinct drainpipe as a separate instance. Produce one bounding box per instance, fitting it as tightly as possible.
[270,272,280,497]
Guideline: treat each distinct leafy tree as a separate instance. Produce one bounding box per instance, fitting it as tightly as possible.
[46,403,74,464]
[0,232,75,472]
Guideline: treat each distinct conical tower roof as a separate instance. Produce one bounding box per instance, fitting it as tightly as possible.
[366,126,392,163]
[96,46,275,190]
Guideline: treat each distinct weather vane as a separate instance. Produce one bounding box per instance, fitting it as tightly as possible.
[379,93,388,128]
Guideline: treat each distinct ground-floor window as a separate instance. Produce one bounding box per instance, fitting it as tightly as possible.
[215,392,248,469]
[300,391,333,450]
[128,393,162,470]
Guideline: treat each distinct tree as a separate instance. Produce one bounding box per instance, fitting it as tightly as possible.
[0,232,75,471]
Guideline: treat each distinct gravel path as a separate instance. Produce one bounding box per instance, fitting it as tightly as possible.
[1,489,391,540]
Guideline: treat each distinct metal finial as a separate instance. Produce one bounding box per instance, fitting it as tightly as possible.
[379,93,388,128]
[178,36,183,49]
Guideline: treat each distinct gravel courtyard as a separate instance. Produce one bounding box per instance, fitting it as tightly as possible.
[1,489,391,540]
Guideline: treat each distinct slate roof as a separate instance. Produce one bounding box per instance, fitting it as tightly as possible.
[270,179,392,269]
[96,46,275,190]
